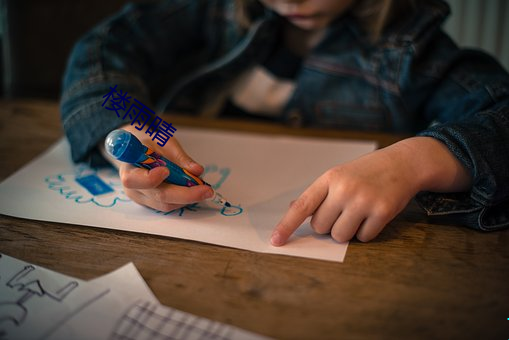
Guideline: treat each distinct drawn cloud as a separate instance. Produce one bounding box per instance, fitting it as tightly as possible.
[45,165,130,208]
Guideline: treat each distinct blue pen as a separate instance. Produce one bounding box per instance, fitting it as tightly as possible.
[104,129,231,208]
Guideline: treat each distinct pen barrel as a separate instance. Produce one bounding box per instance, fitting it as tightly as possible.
[160,158,204,187]
[133,148,204,187]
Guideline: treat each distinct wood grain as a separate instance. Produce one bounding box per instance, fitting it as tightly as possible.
[0,99,507,339]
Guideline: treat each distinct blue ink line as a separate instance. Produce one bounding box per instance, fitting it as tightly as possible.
[203,165,231,190]
[220,204,243,216]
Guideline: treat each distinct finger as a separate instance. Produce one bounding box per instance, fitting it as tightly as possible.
[120,164,169,189]
[330,209,366,243]
[310,194,343,234]
[161,138,204,176]
[145,183,214,205]
[271,179,328,246]
[125,188,185,212]
[355,214,391,242]
[117,124,204,176]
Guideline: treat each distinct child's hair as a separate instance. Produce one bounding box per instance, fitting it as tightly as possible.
[236,0,417,41]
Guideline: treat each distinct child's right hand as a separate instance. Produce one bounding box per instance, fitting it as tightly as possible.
[104,124,214,212]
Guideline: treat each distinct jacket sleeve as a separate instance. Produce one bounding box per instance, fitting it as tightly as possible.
[60,0,209,165]
[400,31,509,231]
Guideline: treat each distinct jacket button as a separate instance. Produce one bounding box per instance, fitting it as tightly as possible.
[286,109,304,127]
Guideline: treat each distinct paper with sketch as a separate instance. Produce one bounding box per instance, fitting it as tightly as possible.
[0,253,154,339]
[0,253,267,340]
[0,128,376,262]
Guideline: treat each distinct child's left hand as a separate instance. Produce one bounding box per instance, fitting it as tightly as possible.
[270,137,472,245]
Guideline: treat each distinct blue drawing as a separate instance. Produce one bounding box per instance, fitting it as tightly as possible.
[203,165,230,190]
[220,204,243,216]
[156,203,200,217]
[156,202,243,217]
[45,164,130,208]
[186,165,243,217]
[45,163,242,216]
[155,165,243,217]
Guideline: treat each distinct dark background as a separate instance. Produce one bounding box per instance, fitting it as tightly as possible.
[0,0,149,99]
[1,0,507,100]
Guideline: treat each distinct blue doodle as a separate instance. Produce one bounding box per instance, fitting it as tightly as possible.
[203,165,230,190]
[45,165,130,208]
[220,204,243,216]
[156,203,243,217]
[156,203,200,216]
[45,163,243,217]
[155,165,243,217]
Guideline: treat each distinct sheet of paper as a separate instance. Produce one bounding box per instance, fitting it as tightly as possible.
[0,253,267,340]
[0,253,155,340]
[0,128,376,262]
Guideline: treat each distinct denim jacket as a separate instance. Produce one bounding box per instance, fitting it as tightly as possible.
[61,0,509,231]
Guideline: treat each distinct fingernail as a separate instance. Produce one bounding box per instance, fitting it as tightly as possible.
[271,232,283,246]
[160,168,170,177]
[203,189,214,199]
[149,167,168,178]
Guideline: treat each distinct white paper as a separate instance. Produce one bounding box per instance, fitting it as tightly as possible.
[0,253,267,340]
[0,253,156,340]
[0,128,376,262]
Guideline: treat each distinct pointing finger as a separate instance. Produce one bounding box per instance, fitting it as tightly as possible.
[271,178,328,246]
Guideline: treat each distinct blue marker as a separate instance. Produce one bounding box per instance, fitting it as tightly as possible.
[105,129,232,209]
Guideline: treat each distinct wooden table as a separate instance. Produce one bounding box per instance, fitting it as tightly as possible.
[1,99,508,339]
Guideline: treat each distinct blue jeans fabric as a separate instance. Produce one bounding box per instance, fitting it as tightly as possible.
[60,0,509,231]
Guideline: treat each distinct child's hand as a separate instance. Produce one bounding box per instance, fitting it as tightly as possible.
[270,137,472,245]
[104,124,214,212]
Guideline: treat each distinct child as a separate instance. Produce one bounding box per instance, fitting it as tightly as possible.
[60,0,509,246]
